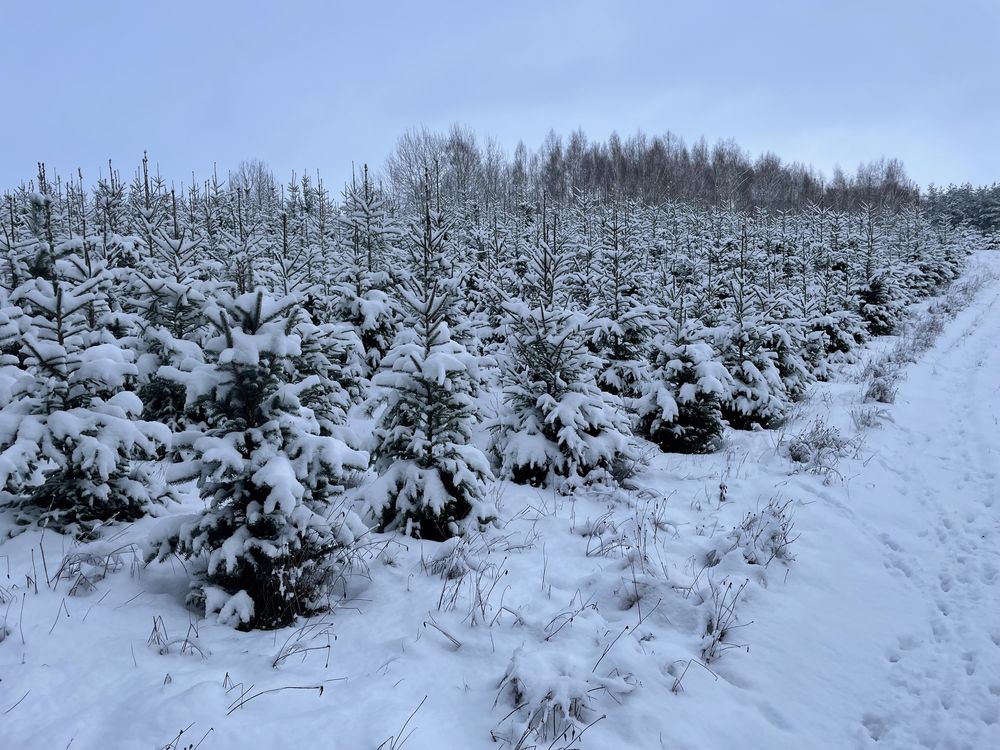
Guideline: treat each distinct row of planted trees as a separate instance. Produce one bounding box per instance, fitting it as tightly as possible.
[0,160,975,628]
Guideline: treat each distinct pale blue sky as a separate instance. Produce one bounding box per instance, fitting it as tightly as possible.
[1,0,998,191]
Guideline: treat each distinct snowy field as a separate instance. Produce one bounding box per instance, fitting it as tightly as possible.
[3,252,999,749]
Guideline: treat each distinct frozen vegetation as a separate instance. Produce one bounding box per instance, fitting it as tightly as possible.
[0,146,997,748]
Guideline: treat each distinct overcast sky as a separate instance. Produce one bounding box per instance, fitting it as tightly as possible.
[1,0,998,192]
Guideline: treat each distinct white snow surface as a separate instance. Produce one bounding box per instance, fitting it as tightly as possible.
[2,253,999,749]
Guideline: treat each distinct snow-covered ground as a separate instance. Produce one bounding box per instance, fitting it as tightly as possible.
[2,253,999,750]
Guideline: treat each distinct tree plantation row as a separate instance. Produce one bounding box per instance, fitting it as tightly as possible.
[0,159,978,629]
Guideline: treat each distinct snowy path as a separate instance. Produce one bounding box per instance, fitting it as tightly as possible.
[852,272,1000,748]
[730,253,1000,750]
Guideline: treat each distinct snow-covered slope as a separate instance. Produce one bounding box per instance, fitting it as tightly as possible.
[2,254,998,749]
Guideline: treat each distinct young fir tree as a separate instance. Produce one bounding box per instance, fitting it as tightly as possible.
[802,307,868,381]
[637,321,733,454]
[0,298,25,366]
[469,212,517,353]
[457,210,499,348]
[329,168,399,381]
[589,206,658,403]
[150,291,368,630]
[758,294,814,402]
[0,269,169,536]
[293,313,365,441]
[857,273,906,336]
[15,165,62,282]
[1,193,39,292]
[493,208,632,487]
[565,190,601,310]
[788,240,868,380]
[714,227,789,430]
[367,198,494,540]
[125,236,210,435]
[846,203,906,336]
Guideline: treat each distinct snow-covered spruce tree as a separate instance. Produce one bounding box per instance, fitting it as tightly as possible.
[125,225,212,436]
[628,209,722,455]
[293,313,364,440]
[2,193,43,292]
[894,204,951,299]
[329,168,399,380]
[493,210,632,487]
[786,239,867,380]
[13,166,62,282]
[847,203,906,336]
[474,213,521,352]
[857,272,906,337]
[589,206,658,403]
[637,322,733,454]
[0,296,26,366]
[130,175,276,432]
[717,325,788,431]
[90,165,143,270]
[150,291,368,630]
[0,270,169,536]
[758,294,814,402]
[340,164,400,276]
[804,308,868,380]
[146,189,205,283]
[565,190,601,310]
[275,170,340,302]
[714,227,789,430]
[366,199,494,540]
[328,260,396,383]
[459,211,508,350]
[197,174,269,297]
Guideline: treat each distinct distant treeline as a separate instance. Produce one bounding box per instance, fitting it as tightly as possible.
[382,126,921,212]
[925,182,1000,233]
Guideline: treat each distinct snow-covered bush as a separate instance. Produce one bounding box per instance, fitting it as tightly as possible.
[865,374,898,404]
[701,576,750,663]
[149,291,368,630]
[851,405,889,430]
[494,644,635,747]
[728,497,798,567]
[785,419,859,482]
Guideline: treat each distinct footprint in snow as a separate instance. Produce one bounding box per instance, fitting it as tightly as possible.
[861,713,890,741]
[962,651,976,676]
[879,533,901,552]
[981,564,998,585]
